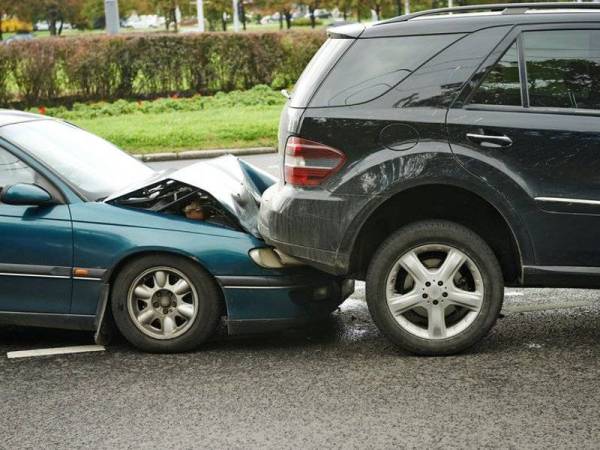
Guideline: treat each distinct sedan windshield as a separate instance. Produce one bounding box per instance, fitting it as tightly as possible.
[0,119,155,200]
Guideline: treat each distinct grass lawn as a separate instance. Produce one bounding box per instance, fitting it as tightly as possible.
[71,105,282,153]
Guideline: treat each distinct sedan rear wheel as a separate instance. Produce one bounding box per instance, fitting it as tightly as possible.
[112,254,221,353]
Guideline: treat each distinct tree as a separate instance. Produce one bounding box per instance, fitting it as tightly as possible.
[82,0,153,29]
[205,0,231,31]
[337,0,356,21]
[0,0,18,40]
[150,0,193,31]
[358,0,393,20]
[259,0,293,29]
[13,0,87,36]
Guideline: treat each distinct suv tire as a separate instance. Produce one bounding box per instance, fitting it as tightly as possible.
[366,220,503,355]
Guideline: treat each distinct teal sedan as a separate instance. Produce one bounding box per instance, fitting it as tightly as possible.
[0,111,353,352]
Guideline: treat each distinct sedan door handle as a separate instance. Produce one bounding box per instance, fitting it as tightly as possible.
[466,133,513,148]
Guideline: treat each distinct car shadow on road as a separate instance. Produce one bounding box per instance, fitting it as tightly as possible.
[1,301,600,358]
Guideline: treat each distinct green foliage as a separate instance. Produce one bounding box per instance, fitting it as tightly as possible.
[291,17,323,26]
[0,30,326,107]
[31,84,285,119]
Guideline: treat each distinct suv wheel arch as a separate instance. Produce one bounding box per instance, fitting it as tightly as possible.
[347,182,526,284]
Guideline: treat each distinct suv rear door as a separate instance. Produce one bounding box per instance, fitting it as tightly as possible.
[447,23,600,267]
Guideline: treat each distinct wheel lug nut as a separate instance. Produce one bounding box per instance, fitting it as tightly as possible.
[163,308,168,314]
[153,302,159,308]
[422,293,428,299]
[442,292,448,297]
[433,300,439,305]
[425,282,431,287]
[438,281,443,286]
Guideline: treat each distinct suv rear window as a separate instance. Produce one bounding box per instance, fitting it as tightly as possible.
[307,34,462,108]
[290,38,352,108]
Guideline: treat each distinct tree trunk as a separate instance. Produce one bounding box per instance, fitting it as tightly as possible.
[309,6,316,28]
[278,11,283,29]
[57,15,64,36]
[48,16,57,35]
[396,0,402,16]
[375,4,381,20]
[343,9,347,21]
[221,13,227,31]
[0,15,3,41]
[284,11,292,29]
[172,8,178,32]
[240,2,246,30]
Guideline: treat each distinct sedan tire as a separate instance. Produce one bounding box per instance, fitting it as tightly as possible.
[111,254,221,353]
[366,220,504,356]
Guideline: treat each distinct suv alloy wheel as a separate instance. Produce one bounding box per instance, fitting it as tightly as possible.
[366,221,504,355]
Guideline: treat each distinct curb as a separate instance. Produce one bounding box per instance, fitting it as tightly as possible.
[134,147,276,162]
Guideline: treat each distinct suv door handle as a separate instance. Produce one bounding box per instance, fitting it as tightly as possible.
[466,133,513,148]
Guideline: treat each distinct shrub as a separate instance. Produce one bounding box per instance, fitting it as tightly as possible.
[1,30,326,107]
[291,18,324,27]
[7,40,63,105]
[32,84,285,120]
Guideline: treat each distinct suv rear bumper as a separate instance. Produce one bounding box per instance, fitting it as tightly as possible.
[259,182,370,275]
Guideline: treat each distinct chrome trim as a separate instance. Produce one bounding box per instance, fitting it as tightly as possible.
[534,197,600,206]
[73,277,103,281]
[466,133,513,146]
[0,272,71,279]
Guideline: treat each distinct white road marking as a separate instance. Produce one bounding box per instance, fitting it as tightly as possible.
[502,300,596,314]
[7,345,105,359]
[505,292,524,296]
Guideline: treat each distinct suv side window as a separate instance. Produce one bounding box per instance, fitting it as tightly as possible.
[523,30,600,110]
[0,147,36,188]
[469,41,521,106]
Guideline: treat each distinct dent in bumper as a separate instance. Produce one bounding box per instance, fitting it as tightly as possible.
[258,183,368,274]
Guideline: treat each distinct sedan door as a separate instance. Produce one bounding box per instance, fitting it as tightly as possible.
[0,146,73,313]
[447,25,600,268]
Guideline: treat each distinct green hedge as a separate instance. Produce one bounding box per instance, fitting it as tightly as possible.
[0,31,326,107]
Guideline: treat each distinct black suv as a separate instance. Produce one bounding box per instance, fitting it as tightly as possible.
[260,3,600,355]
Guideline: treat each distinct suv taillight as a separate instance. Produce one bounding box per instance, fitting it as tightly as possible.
[284,137,346,187]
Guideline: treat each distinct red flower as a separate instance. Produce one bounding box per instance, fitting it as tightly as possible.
[38,106,46,115]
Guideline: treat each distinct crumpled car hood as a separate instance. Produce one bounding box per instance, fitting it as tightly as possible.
[105,155,277,237]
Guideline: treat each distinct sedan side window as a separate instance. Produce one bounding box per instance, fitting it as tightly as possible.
[469,40,522,107]
[523,30,600,110]
[0,147,36,188]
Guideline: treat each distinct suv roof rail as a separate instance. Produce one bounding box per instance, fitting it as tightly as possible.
[378,2,600,25]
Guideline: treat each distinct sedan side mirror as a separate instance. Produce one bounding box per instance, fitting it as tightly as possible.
[1,183,55,206]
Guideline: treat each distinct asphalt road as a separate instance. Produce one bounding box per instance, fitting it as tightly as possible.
[1,154,599,449]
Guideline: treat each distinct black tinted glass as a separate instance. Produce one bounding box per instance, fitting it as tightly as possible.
[524,30,600,110]
[311,35,460,107]
[470,41,521,106]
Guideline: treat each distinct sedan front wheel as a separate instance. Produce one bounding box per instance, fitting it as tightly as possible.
[111,254,221,353]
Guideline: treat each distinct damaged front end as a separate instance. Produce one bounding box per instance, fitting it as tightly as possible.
[105,155,277,238]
